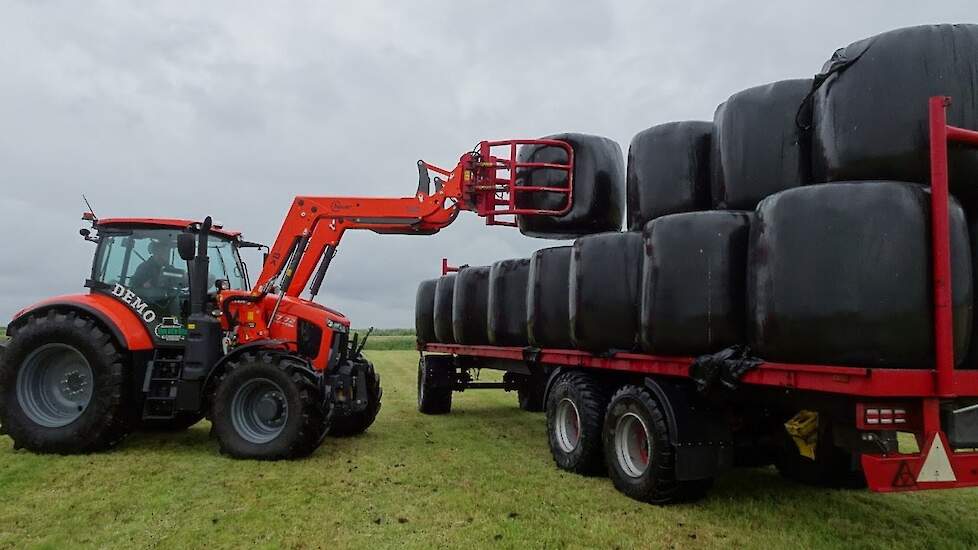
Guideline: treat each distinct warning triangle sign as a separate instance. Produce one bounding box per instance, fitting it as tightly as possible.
[892,461,916,488]
[917,435,957,483]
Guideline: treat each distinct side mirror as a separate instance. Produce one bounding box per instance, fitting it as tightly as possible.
[177,233,196,261]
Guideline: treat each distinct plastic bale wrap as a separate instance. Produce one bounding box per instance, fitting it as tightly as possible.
[812,24,978,202]
[640,211,752,356]
[488,258,532,346]
[433,274,457,344]
[415,278,438,344]
[452,266,491,345]
[711,79,813,210]
[527,246,573,348]
[570,231,643,352]
[748,181,973,369]
[515,133,625,239]
[627,121,712,230]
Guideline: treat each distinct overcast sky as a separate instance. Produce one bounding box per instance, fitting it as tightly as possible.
[0,2,974,328]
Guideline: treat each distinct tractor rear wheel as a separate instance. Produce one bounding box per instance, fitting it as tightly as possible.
[210,352,325,460]
[327,360,383,437]
[0,310,135,453]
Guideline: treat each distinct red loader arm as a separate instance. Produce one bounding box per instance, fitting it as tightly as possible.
[253,139,574,299]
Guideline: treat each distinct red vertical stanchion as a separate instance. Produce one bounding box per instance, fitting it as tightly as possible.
[929,96,955,397]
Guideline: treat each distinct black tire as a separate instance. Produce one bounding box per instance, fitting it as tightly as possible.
[328,360,382,437]
[140,412,206,432]
[603,385,711,504]
[545,370,609,475]
[517,381,546,412]
[210,352,325,460]
[417,356,452,415]
[775,414,865,488]
[0,310,135,454]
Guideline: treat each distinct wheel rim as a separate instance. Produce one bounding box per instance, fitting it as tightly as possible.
[15,343,94,428]
[614,412,652,478]
[230,378,288,444]
[554,398,582,453]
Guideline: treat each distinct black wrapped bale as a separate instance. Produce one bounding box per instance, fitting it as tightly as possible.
[415,278,438,344]
[433,274,457,344]
[527,246,573,349]
[749,181,973,369]
[640,211,752,355]
[627,121,712,230]
[453,266,491,345]
[711,79,813,210]
[570,232,643,352]
[515,133,625,239]
[812,24,978,200]
[488,258,531,346]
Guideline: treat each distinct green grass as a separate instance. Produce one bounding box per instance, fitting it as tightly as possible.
[352,330,416,351]
[2,350,978,549]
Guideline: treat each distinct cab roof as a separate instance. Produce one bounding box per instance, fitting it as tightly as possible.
[95,217,242,239]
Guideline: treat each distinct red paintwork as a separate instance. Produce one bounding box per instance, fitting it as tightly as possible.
[96,218,242,239]
[252,139,573,298]
[422,100,978,494]
[219,290,349,371]
[11,293,154,351]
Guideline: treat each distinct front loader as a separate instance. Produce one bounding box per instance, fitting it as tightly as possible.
[0,139,575,459]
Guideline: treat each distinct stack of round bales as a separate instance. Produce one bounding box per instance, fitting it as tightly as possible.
[415,24,978,370]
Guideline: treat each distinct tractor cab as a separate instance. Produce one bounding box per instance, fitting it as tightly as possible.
[83,217,251,346]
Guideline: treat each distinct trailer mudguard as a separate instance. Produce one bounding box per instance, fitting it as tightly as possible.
[8,294,154,351]
[643,378,734,481]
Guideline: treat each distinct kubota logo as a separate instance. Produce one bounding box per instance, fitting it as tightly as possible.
[111,283,158,323]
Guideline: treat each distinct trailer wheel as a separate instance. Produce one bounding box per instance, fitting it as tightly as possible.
[417,356,452,415]
[546,371,609,475]
[210,353,325,460]
[603,385,711,504]
[0,310,135,454]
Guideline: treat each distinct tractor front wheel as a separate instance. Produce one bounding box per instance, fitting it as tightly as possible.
[210,353,325,460]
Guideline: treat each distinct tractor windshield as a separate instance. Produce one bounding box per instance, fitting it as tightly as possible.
[91,227,248,322]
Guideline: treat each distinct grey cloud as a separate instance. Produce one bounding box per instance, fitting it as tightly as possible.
[1,1,975,326]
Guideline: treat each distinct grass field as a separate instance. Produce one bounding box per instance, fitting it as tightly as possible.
[2,350,978,549]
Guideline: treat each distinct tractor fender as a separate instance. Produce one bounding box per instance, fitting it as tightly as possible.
[7,294,154,351]
[643,377,734,480]
[202,340,319,396]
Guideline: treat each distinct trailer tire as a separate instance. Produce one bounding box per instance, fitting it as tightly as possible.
[210,352,325,460]
[0,310,135,454]
[603,385,711,504]
[517,385,545,412]
[546,371,609,475]
[417,356,452,415]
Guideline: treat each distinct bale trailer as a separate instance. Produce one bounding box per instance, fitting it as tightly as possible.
[416,97,978,503]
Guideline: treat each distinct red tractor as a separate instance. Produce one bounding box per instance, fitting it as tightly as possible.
[0,140,574,459]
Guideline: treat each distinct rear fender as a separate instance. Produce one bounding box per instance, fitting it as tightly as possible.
[643,377,734,480]
[8,294,154,351]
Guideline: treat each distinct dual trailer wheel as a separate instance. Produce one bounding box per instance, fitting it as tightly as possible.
[416,356,709,504]
[546,372,711,504]
[0,311,381,459]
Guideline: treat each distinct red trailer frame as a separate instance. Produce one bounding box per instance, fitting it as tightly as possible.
[420,96,978,494]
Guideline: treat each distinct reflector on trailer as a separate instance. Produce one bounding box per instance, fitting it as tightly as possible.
[917,435,956,483]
